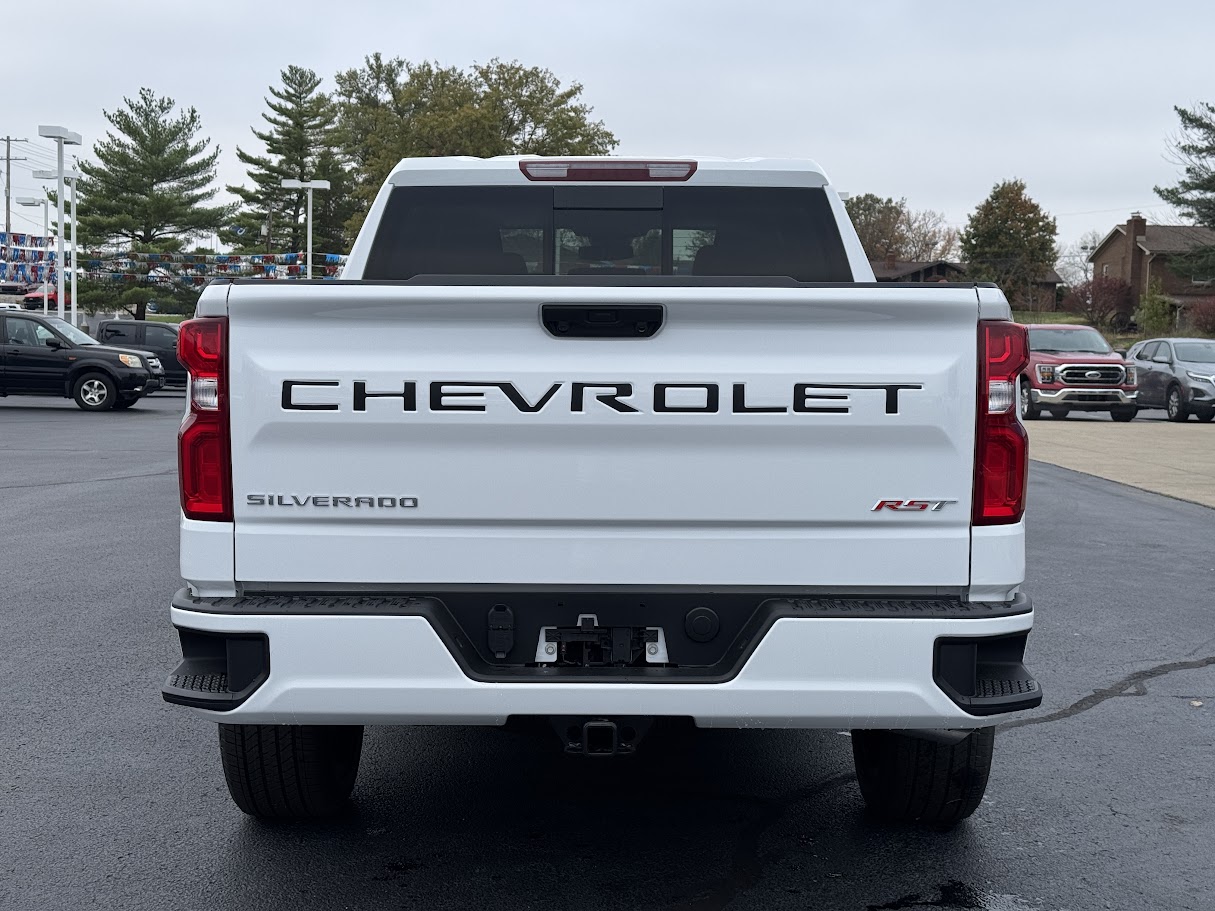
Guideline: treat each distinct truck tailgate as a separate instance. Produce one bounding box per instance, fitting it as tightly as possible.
[225,283,979,588]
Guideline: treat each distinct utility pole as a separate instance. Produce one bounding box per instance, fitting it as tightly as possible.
[3,136,30,234]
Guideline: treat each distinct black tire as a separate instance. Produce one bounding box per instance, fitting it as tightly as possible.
[851,727,994,827]
[72,372,117,411]
[1048,409,1070,419]
[1110,406,1137,422]
[1019,379,1040,421]
[1166,385,1189,422]
[1197,409,1215,423]
[112,396,138,410]
[218,724,363,821]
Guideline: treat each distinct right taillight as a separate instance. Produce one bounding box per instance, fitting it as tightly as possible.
[974,320,1029,525]
[177,317,232,522]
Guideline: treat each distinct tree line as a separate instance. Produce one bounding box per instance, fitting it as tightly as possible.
[70,57,617,261]
[57,61,1215,320]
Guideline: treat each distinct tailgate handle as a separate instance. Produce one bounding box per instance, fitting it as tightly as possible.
[541,304,663,339]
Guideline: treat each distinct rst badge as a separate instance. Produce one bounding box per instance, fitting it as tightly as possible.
[872,499,958,512]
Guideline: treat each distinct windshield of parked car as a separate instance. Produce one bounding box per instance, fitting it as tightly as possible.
[46,317,99,346]
[1175,341,1215,363]
[1028,327,1112,354]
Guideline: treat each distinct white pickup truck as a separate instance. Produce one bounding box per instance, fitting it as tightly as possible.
[163,156,1040,826]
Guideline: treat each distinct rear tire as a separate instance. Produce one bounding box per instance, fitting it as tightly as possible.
[218,724,363,821]
[112,396,138,410]
[1110,406,1137,422]
[1019,379,1040,421]
[851,727,994,827]
[1166,385,1189,422]
[72,372,116,411]
[1048,409,1070,419]
[1196,409,1215,423]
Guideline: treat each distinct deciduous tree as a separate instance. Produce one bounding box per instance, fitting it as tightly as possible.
[844,193,959,261]
[960,179,1057,307]
[333,56,618,234]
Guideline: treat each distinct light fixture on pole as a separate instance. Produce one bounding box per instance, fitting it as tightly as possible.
[38,126,82,321]
[281,178,330,280]
[35,168,81,328]
[16,196,50,314]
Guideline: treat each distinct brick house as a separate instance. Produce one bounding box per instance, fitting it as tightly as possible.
[1087,213,1215,318]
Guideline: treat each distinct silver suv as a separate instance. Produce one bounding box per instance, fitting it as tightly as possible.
[1126,338,1215,422]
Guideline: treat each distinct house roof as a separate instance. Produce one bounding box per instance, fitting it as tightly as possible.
[1088,223,1215,261]
[869,259,1062,285]
[868,259,965,281]
[1139,225,1215,254]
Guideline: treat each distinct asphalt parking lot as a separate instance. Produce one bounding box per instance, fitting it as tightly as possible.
[2,395,1213,911]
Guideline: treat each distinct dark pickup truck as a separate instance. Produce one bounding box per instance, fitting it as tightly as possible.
[94,319,186,386]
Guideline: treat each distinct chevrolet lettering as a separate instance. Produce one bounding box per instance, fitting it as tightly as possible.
[164,155,1039,828]
[281,379,924,415]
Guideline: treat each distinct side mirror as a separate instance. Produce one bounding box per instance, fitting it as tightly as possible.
[1153,355,1171,365]
[44,337,63,349]
[1114,349,1127,358]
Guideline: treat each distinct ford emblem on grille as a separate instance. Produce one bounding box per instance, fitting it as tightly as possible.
[1085,370,1101,379]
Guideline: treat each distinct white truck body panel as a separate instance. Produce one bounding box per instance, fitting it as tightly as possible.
[221,283,984,590]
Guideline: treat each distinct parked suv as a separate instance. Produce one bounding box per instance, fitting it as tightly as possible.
[1020,324,1138,421]
[0,311,164,409]
[94,319,186,387]
[1126,338,1215,422]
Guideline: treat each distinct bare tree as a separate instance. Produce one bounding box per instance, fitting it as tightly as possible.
[1055,228,1104,288]
[902,208,960,261]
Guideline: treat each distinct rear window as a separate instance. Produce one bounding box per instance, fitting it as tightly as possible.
[363,186,851,282]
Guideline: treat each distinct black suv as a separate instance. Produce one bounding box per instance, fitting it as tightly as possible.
[0,312,165,410]
[94,319,186,387]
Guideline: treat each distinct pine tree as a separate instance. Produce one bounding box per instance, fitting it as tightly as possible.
[76,88,233,248]
[224,66,336,255]
[1155,101,1215,275]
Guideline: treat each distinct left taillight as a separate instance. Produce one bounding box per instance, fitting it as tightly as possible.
[973,320,1029,526]
[177,317,231,522]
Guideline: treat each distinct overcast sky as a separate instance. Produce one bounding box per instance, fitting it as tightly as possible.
[6,0,1211,252]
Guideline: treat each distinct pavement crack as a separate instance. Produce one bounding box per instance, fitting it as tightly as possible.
[666,771,855,911]
[0,468,176,490]
[1000,655,1215,731]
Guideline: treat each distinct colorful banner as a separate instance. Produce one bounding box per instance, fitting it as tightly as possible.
[0,263,55,283]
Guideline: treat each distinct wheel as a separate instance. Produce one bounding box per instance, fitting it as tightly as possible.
[1110,406,1137,422]
[1166,385,1189,422]
[851,727,994,827]
[218,724,363,820]
[1197,409,1215,423]
[112,396,138,410]
[1019,380,1040,421]
[72,372,117,411]
[1048,409,1070,419]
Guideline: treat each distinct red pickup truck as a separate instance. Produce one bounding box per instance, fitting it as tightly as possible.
[1019,324,1138,422]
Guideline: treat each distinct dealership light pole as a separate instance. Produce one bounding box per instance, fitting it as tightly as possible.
[16,196,49,313]
[38,126,81,320]
[281,178,330,280]
[35,168,81,327]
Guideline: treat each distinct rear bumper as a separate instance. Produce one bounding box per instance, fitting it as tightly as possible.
[1031,387,1136,408]
[164,590,1039,728]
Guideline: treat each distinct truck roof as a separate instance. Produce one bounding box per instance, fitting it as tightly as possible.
[386,156,832,188]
